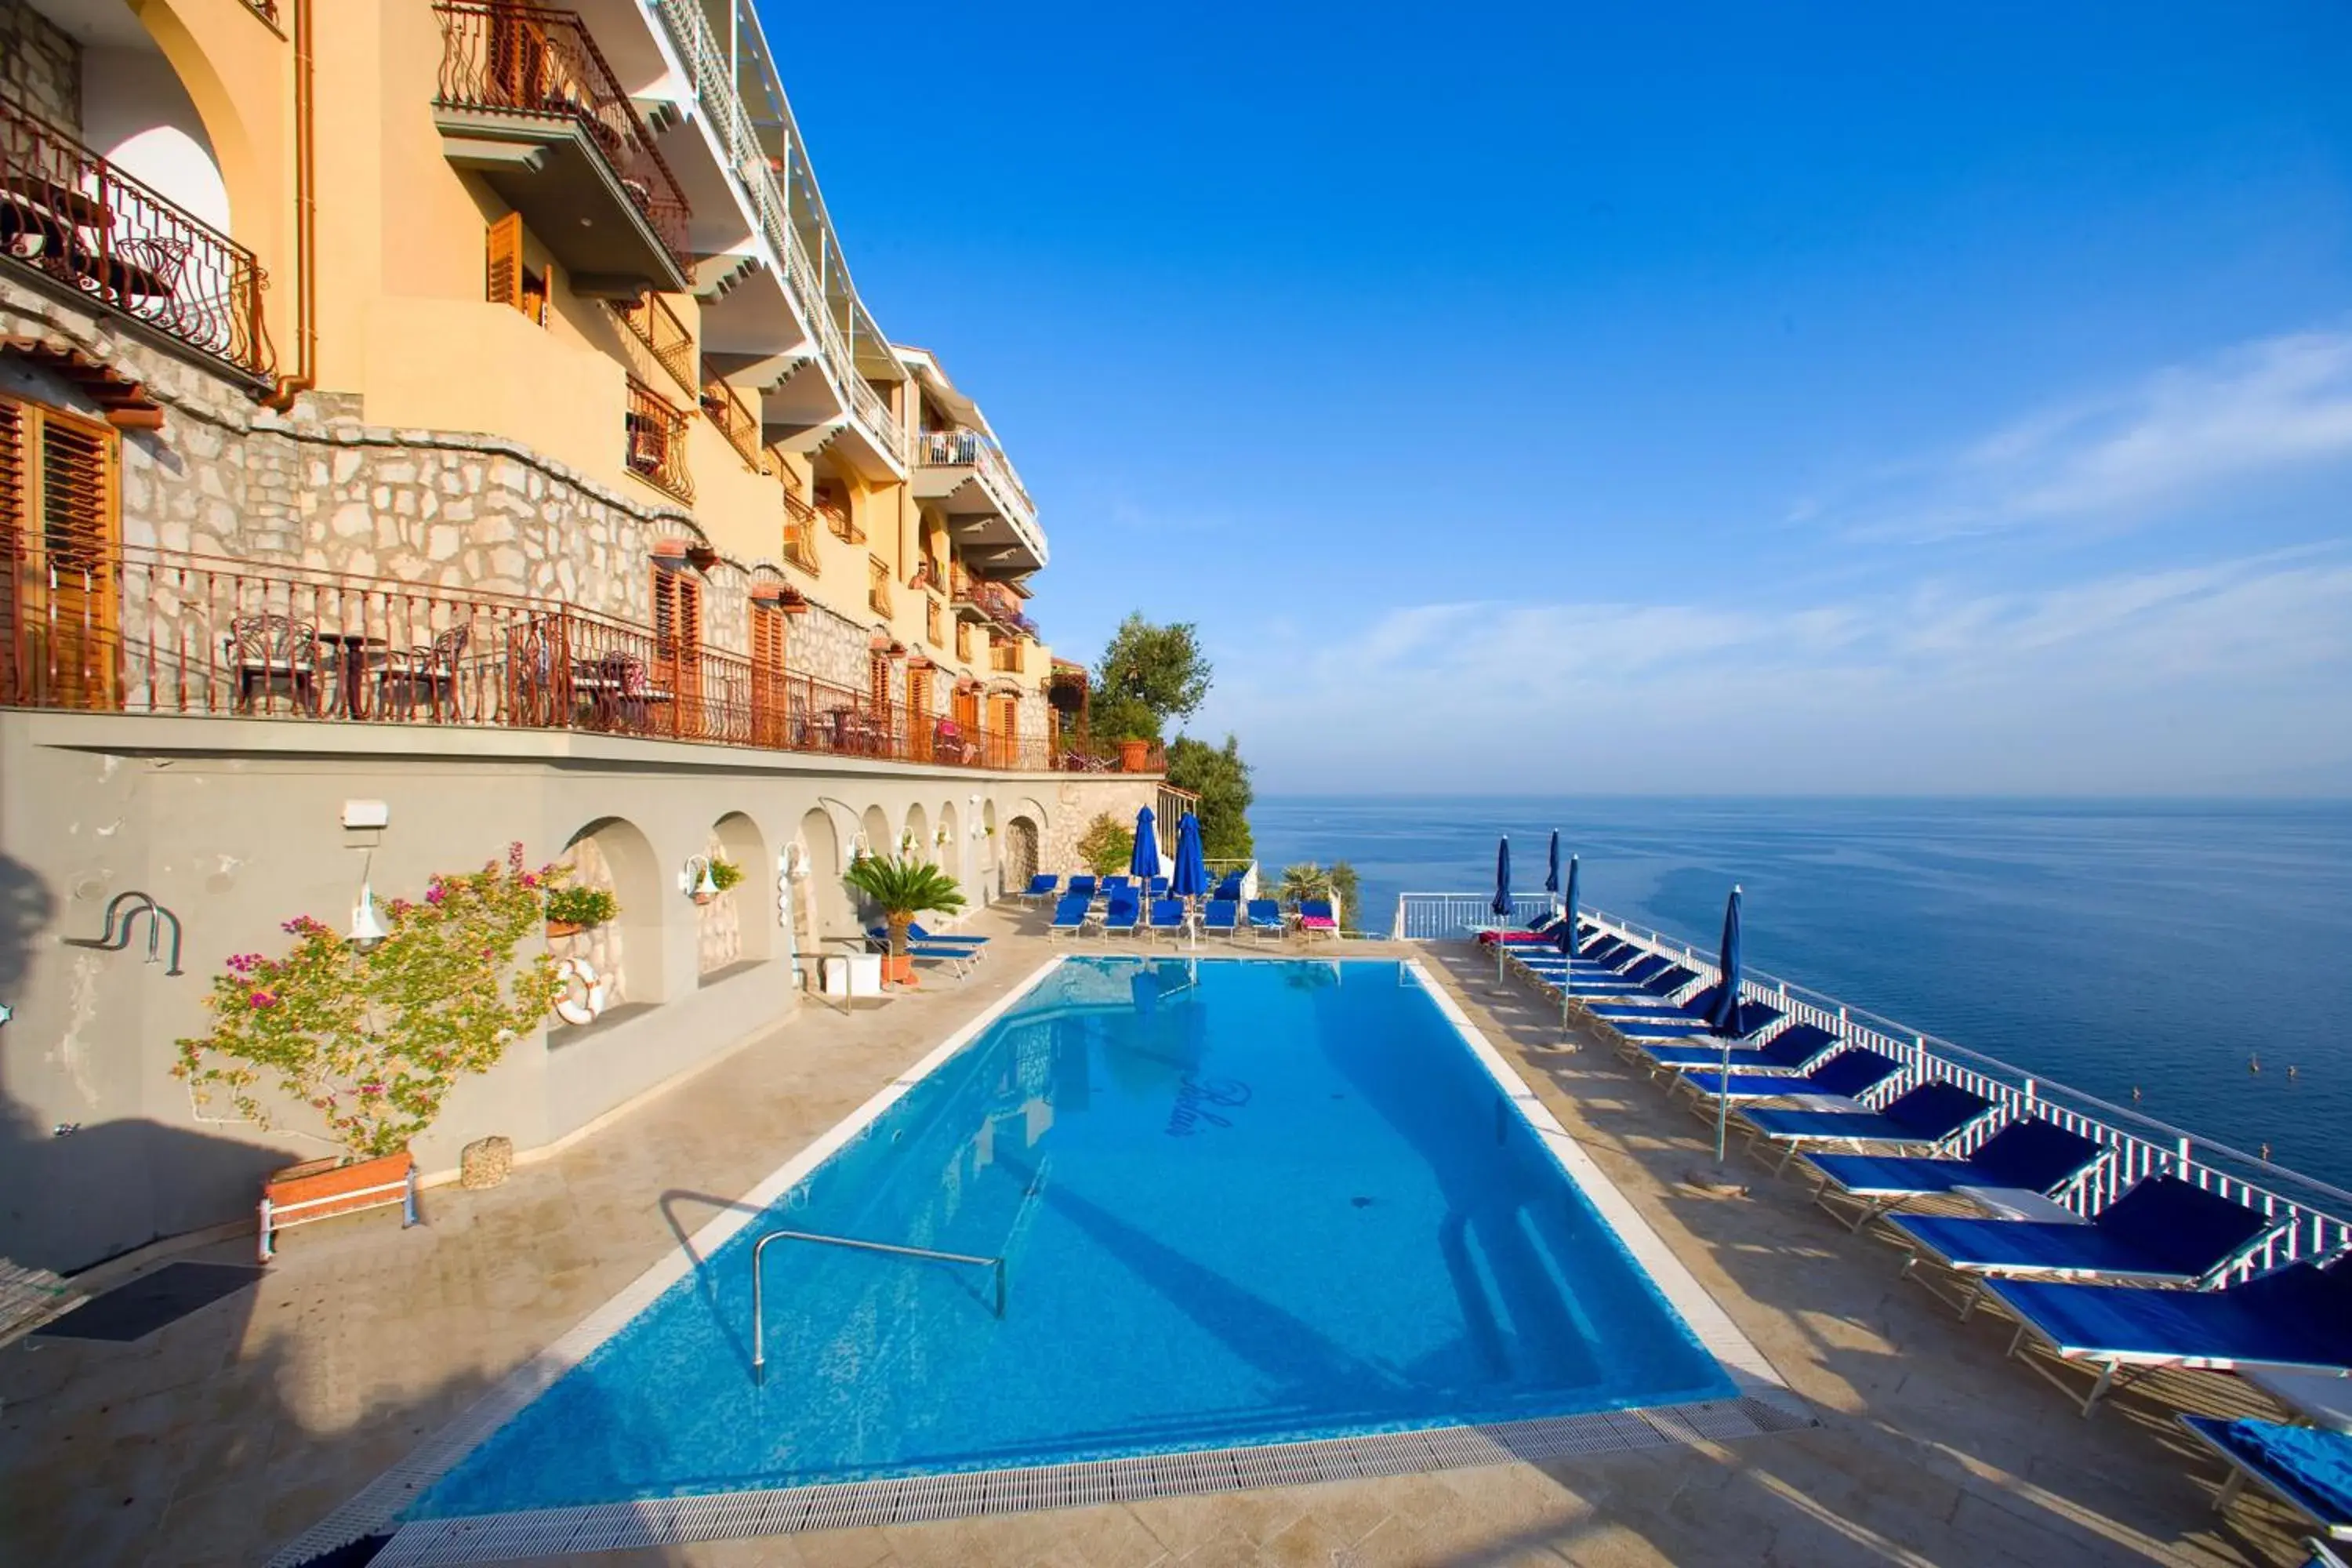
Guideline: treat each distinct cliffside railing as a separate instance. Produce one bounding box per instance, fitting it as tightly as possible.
[1394,891,2352,1279]
[0,542,1163,775]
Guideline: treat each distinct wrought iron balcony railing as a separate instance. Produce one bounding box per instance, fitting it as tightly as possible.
[779,488,822,575]
[0,542,1144,771]
[612,292,694,397]
[623,376,693,502]
[432,2,691,276]
[0,95,273,383]
[699,375,765,474]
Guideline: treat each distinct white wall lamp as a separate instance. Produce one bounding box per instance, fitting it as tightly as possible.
[680,855,720,905]
[345,799,391,952]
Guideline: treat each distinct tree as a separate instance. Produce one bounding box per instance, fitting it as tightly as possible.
[1276,862,1334,906]
[843,855,967,957]
[1094,615,1210,732]
[1076,812,1135,877]
[1327,861,1362,925]
[1166,735,1254,860]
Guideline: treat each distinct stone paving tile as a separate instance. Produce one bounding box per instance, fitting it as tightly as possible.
[0,925,2305,1567]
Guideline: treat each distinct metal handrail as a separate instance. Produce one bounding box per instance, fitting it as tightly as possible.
[749,1228,1004,1385]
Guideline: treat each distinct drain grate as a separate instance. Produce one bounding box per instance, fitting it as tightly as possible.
[340,1395,1814,1567]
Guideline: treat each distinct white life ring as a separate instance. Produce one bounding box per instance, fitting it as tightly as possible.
[554,956,612,1025]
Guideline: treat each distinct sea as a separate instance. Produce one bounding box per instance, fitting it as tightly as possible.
[1251,797,2352,1196]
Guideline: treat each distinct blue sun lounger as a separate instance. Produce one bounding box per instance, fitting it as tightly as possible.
[1102,876,1132,898]
[1802,1116,2107,1231]
[1046,891,1092,938]
[1975,1255,2352,1414]
[1675,1046,1903,1109]
[1245,898,1284,939]
[1211,871,1246,902]
[1735,1080,1996,1174]
[1020,873,1058,902]
[902,942,977,978]
[870,922,987,953]
[1593,985,1788,1043]
[1642,1022,1842,1075]
[1888,1174,2281,1312]
[1101,893,1142,935]
[1065,874,1098,901]
[1145,898,1189,939]
[1202,898,1240,936]
[2180,1416,2352,1541]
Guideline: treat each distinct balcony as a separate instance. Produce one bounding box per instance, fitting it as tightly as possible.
[866,556,892,618]
[644,0,906,479]
[0,94,272,385]
[0,542,1140,771]
[623,376,692,501]
[989,640,1025,676]
[431,2,691,294]
[913,427,1047,573]
[779,488,822,575]
[698,376,765,473]
[612,292,693,397]
[951,569,1031,636]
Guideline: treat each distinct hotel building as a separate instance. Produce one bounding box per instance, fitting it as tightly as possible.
[0,0,1177,1272]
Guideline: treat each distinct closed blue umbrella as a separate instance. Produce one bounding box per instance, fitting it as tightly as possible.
[1130,805,1160,880]
[1555,855,1582,1026]
[1171,812,1209,899]
[1544,830,1560,896]
[1490,837,1512,917]
[1711,884,1744,1162]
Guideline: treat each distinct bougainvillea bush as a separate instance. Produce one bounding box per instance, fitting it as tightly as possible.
[175,844,564,1159]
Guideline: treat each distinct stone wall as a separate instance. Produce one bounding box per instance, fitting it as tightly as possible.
[2,0,78,130]
[1036,776,1163,878]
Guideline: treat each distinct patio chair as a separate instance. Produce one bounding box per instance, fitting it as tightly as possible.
[227,613,322,713]
[1245,898,1285,939]
[1734,1080,1997,1174]
[1202,899,1240,938]
[1066,874,1098,901]
[1974,1254,2352,1414]
[1020,873,1059,903]
[1298,899,1338,939]
[376,622,470,720]
[1212,871,1246,902]
[1148,877,1171,898]
[1802,1117,2107,1231]
[2180,1417,2352,1541]
[1046,892,1093,938]
[1102,876,1133,899]
[1145,898,1189,940]
[1888,1174,2281,1312]
[1100,893,1141,936]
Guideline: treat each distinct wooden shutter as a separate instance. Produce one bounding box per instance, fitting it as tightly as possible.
[0,397,118,708]
[750,601,786,747]
[650,565,701,734]
[486,213,524,314]
[0,399,23,698]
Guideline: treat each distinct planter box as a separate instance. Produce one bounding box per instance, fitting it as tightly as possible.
[545,918,586,938]
[258,1149,417,1261]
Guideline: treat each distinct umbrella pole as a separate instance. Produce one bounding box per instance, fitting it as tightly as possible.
[1715,1031,1731,1164]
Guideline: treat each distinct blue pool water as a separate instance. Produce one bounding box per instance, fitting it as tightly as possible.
[413,957,1732,1516]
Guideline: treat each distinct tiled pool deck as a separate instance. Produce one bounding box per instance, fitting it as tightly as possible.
[0,913,2314,1566]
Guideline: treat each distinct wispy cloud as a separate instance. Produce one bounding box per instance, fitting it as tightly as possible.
[1817,328,2352,541]
[1204,549,2352,793]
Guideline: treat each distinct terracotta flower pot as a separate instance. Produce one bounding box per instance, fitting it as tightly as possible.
[883,953,914,985]
[259,1149,417,1261]
[1118,738,1152,771]
[545,918,585,938]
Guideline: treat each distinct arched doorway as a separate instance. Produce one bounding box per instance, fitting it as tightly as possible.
[796,808,843,949]
[902,802,929,863]
[936,800,960,887]
[556,815,662,1015]
[1006,815,1041,891]
[699,812,769,978]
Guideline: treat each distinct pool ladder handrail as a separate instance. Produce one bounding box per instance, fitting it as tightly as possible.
[749,1228,1006,1385]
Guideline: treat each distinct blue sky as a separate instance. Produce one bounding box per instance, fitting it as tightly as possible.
[773,1,2352,793]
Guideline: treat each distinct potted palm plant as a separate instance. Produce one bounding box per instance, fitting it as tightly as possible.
[843,854,966,985]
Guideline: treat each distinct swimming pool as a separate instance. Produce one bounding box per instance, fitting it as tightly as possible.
[295,956,1791,1560]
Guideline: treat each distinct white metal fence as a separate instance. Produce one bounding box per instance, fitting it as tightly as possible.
[1395,892,2352,1277]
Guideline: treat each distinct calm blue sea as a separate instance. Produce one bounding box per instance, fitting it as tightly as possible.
[1254,797,2352,1195]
